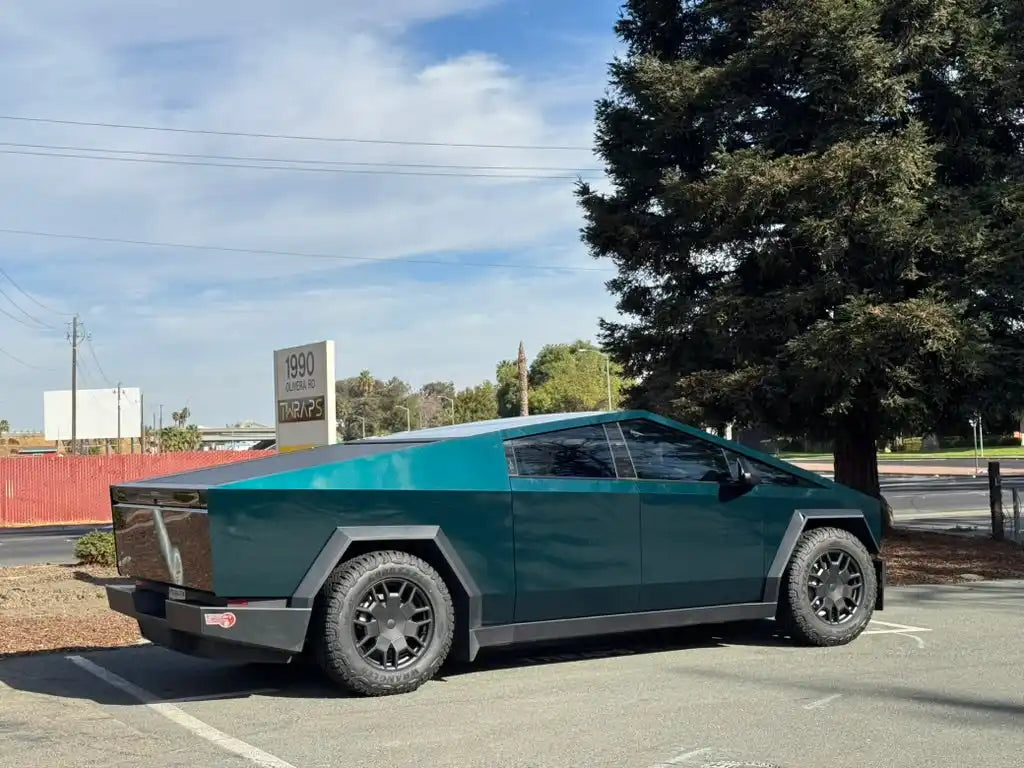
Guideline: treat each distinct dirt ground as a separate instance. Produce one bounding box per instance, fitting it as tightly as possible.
[2,528,1024,657]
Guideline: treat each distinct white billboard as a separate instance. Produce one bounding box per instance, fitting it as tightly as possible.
[43,387,143,441]
[273,340,337,453]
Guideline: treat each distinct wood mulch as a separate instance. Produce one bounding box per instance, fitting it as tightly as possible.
[2,530,1023,656]
[882,526,1024,585]
[0,564,140,657]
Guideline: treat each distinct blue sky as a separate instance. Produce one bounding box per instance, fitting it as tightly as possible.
[0,1,625,431]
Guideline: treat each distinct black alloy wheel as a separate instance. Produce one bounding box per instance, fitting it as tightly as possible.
[806,549,864,625]
[352,577,435,671]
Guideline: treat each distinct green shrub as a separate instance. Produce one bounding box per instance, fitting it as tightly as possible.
[74,531,116,567]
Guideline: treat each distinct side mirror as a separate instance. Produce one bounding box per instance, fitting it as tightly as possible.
[728,456,761,486]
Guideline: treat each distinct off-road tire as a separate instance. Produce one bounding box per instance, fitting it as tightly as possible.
[313,550,455,696]
[776,526,877,647]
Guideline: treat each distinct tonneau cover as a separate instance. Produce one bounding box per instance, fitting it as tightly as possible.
[115,439,435,489]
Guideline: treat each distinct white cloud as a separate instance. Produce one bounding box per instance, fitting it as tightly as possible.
[0,1,621,429]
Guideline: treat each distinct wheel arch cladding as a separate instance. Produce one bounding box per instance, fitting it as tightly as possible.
[763,509,879,604]
[290,526,482,661]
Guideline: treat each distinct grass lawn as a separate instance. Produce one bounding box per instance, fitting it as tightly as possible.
[779,445,1024,461]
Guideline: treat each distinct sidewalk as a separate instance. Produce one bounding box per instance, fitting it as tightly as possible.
[794,461,1024,477]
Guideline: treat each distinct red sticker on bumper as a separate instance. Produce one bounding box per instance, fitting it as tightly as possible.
[204,612,237,629]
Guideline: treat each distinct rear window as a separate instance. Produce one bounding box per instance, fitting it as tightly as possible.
[506,424,617,479]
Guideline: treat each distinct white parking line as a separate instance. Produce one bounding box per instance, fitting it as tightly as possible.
[67,656,296,768]
[649,746,712,766]
[862,619,932,635]
[892,632,927,649]
[803,693,842,710]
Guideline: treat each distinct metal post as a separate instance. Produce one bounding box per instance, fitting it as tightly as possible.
[970,416,979,476]
[979,414,985,457]
[397,405,410,432]
[1013,487,1021,543]
[158,404,163,453]
[988,460,1004,541]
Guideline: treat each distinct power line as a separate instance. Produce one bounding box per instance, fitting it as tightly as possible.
[0,148,586,180]
[0,281,57,329]
[0,141,604,174]
[0,342,53,370]
[0,284,53,330]
[0,264,68,317]
[0,114,594,151]
[0,227,615,274]
[84,334,113,387]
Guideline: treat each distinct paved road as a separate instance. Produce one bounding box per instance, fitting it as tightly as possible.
[885,477,1024,536]
[879,456,1024,471]
[0,525,110,567]
[2,580,1022,768]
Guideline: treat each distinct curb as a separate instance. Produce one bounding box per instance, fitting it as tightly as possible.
[0,524,112,537]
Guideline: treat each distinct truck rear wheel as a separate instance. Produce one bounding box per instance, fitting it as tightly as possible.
[776,527,877,646]
[314,550,455,696]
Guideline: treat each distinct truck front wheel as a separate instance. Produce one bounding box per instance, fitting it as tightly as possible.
[776,526,877,646]
[313,550,455,696]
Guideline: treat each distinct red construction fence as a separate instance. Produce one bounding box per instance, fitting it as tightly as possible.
[0,451,267,527]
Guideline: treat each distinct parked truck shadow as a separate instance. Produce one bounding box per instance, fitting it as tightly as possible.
[71,568,133,588]
[0,619,788,706]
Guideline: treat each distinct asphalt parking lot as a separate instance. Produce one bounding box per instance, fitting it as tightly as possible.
[3,581,1023,768]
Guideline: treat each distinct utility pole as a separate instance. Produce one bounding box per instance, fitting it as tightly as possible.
[116,382,122,453]
[67,314,84,455]
[158,404,164,452]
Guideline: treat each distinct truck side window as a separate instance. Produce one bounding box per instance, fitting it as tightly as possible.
[743,455,816,487]
[620,419,731,482]
[507,424,617,479]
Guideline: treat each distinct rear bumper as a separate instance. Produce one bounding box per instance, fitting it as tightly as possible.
[106,584,312,664]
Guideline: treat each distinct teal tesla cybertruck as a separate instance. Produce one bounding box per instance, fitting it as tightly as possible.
[106,410,885,696]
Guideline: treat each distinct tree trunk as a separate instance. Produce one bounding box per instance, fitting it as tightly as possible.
[833,419,894,534]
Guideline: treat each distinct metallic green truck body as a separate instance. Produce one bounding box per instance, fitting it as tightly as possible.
[106,410,885,668]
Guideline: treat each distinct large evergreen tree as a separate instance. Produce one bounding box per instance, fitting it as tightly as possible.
[579,0,1024,509]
